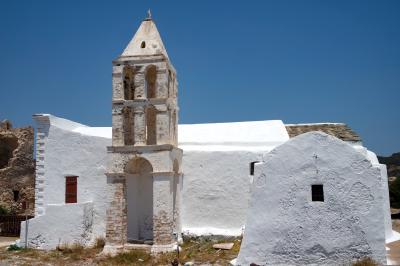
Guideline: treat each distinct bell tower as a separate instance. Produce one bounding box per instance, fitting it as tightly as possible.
[104,12,182,254]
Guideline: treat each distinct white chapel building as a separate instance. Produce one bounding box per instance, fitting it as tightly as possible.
[19,14,394,263]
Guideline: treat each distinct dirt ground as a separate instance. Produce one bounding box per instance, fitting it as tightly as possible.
[387,240,400,265]
[0,237,18,248]
[1,229,399,266]
[0,237,240,266]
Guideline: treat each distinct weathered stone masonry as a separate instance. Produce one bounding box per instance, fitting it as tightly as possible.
[104,16,182,254]
[0,120,35,215]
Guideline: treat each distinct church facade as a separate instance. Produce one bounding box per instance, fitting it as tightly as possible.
[18,15,393,262]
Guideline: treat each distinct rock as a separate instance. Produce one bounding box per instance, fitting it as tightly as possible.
[229,258,237,265]
[0,122,35,215]
[184,262,194,266]
[212,242,234,250]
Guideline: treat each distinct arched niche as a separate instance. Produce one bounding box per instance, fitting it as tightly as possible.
[125,157,153,242]
[123,66,135,100]
[146,105,157,145]
[145,65,157,99]
[173,159,179,174]
[123,107,134,145]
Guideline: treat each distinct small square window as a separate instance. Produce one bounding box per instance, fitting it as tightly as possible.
[249,162,259,176]
[312,184,324,202]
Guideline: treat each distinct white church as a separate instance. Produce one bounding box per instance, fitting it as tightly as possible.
[18,14,395,265]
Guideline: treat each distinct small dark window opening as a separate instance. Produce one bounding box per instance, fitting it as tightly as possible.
[312,184,324,202]
[141,41,146,48]
[249,161,260,176]
[13,190,19,202]
[65,176,78,204]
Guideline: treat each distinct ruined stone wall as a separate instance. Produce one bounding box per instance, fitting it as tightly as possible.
[0,120,35,215]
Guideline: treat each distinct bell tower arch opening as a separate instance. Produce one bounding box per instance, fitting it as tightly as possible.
[145,65,157,99]
[123,66,135,100]
[146,105,157,145]
[123,107,134,145]
[125,157,154,242]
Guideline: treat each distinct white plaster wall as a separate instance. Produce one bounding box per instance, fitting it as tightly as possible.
[353,144,393,240]
[181,150,265,236]
[45,124,110,240]
[237,132,387,265]
[21,116,111,249]
[19,202,94,249]
[24,115,391,253]
[179,120,289,151]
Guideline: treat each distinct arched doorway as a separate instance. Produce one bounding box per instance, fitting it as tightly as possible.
[125,157,153,242]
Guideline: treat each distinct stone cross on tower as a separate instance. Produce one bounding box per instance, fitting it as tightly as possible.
[104,13,182,255]
[147,9,152,20]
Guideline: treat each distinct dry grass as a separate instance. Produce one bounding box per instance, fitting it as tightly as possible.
[0,237,378,266]
[0,241,103,265]
[94,237,106,249]
[99,250,152,265]
[178,236,241,264]
[97,237,241,265]
[352,257,379,266]
[0,237,240,265]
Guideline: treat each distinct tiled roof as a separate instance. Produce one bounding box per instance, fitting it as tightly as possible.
[285,123,361,142]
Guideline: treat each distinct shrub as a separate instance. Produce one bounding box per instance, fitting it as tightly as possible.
[7,244,22,251]
[94,237,106,249]
[352,257,378,266]
[0,205,9,215]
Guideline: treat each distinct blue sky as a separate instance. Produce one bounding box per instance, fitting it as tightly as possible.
[0,1,399,155]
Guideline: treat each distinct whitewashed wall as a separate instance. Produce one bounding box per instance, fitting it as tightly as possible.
[237,132,387,265]
[20,115,110,249]
[352,145,393,240]
[20,203,94,249]
[181,150,264,236]
[178,120,289,236]
[19,115,392,252]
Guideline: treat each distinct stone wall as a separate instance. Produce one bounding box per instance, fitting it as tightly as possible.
[111,56,178,148]
[0,120,35,215]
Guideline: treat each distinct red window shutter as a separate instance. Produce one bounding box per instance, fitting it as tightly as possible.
[65,176,77,203]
